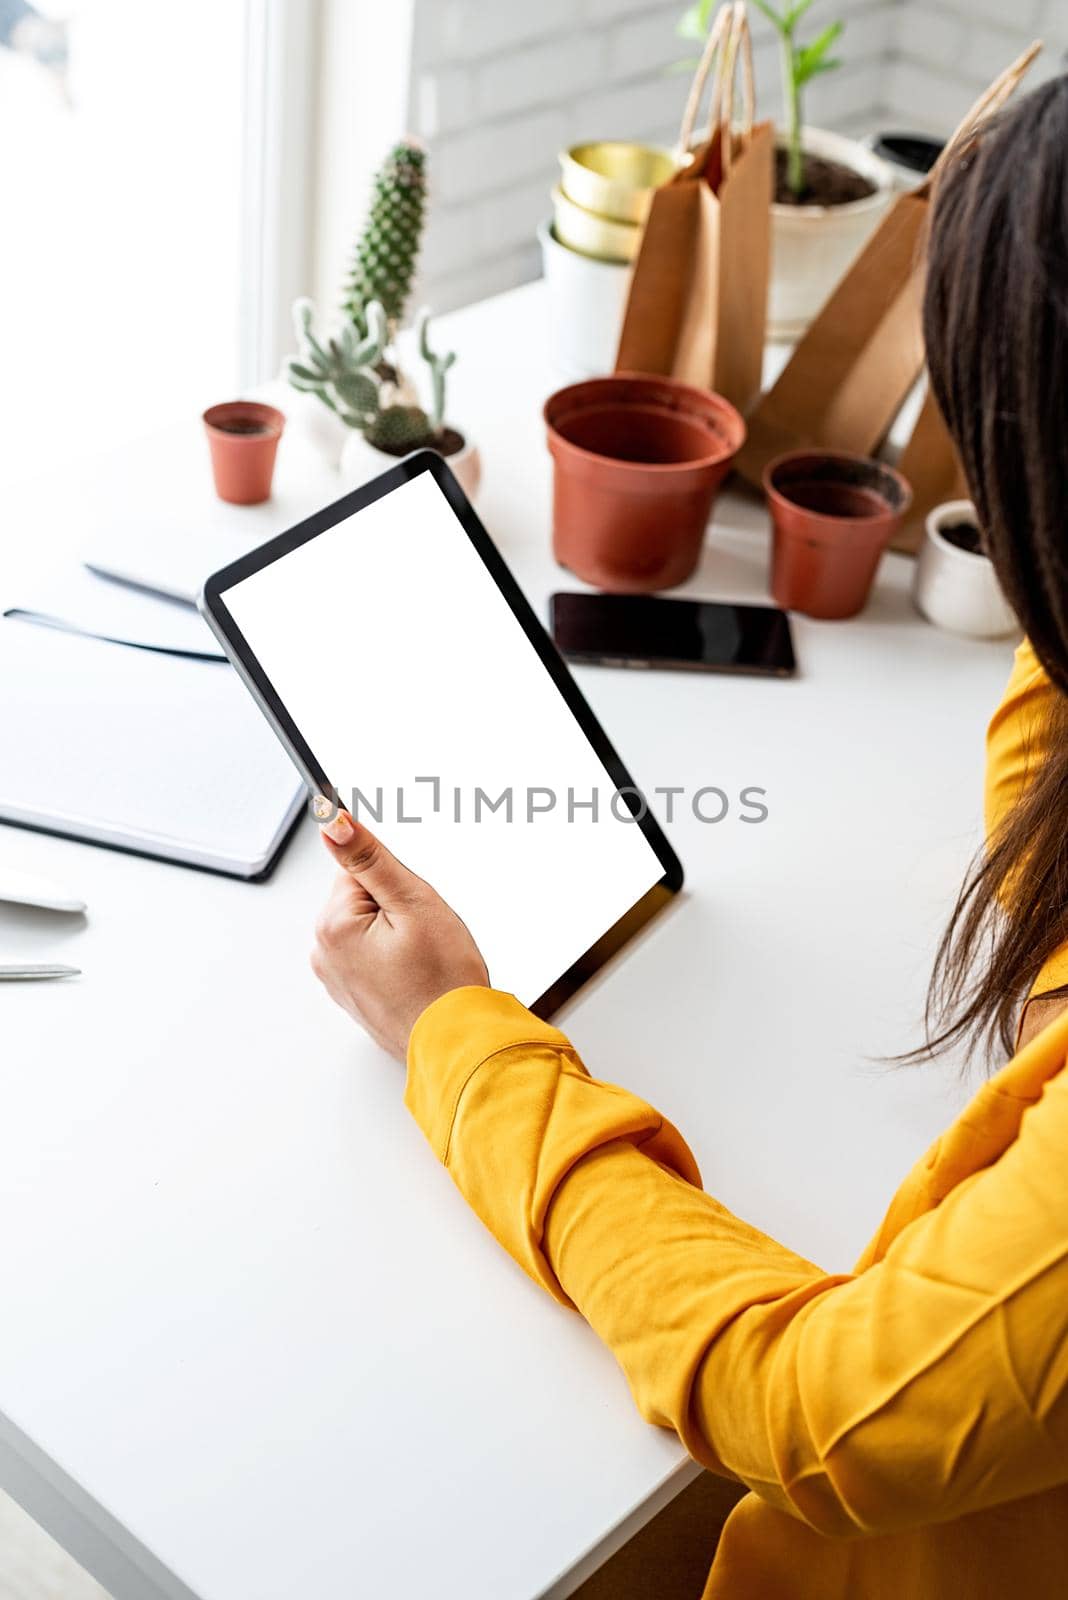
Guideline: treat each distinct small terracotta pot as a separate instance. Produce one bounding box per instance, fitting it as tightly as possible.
[544,374,746,593]
[764,450,911,620]
[203,401,285,505]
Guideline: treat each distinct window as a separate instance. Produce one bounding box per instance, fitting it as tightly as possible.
[0,0,313,488]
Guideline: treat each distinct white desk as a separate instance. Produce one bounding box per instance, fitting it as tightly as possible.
[0,282,1016,1600]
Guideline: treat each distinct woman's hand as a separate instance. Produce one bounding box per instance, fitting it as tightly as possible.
[310,805,489,1060]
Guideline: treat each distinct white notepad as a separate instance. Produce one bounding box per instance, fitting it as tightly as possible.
[10,564,220,656]
[0,611,305,878]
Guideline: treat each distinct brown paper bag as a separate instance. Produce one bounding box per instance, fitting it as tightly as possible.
[735,188,929,479]
[735,41,1041,544]
[615,1,773,417]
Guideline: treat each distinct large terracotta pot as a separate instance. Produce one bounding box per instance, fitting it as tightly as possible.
[764,449,911,620]
[544,374,745,593]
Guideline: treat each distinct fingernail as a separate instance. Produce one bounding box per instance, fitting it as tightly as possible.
[322,812,353,844]
[312,794,333,821]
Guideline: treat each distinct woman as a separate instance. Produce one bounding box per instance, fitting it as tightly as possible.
[310,80,1068,1599]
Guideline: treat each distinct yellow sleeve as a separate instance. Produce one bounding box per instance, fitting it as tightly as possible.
[408,987,1068,1538]
[985,636,1054,844]
[404,986,702,1303]
[985,637,1068,998]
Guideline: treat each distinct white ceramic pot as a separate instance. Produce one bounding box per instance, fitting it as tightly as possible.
[769,128,895,341]
[339,427,482,501]
[275,375,350,469]
[537,219,633,380]
[913,499,1019,639]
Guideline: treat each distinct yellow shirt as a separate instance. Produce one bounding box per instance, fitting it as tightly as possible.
[406,638,1068,1598]
[986,636,1068,999]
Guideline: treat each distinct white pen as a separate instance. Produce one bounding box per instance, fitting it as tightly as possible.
[0,963,81,981]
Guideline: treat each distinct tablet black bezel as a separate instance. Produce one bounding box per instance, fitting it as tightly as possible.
[199,449,683,1019]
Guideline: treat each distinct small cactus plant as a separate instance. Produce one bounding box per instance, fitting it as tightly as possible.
[287,298,386,427]
[342,141,428,339]
[417,308,456,434]
[371,404,433,452]
[287,297,458,455]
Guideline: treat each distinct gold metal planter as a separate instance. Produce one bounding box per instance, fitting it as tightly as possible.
[551,185,642,263]
[559,141,680,225]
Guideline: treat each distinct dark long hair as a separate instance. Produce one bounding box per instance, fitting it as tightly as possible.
[920,73,1068,1061]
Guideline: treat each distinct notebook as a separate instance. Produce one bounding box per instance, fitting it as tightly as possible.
[0,573,305,879]
[7,564,221,656]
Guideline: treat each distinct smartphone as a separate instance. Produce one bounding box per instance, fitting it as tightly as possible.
[550,592,796,677]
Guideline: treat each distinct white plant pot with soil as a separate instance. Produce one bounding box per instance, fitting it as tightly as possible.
[769,127,895,341]
[913,499,1019,640]
[339,425,482,502]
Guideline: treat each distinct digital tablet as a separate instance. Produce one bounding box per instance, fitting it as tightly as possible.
[199,451,682,1017]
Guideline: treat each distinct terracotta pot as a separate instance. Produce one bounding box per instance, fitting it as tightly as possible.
[203,401,285,505]
[544,374,746,593]
[764,450,911,620]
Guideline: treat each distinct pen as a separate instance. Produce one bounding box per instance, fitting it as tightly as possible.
[0,963,81,981]
[2,608,227,663]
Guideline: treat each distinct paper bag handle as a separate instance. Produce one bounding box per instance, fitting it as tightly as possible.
[928,39,1042,185]
[676,1,755,165]
[714,4,755,176]
[677,3,730,158]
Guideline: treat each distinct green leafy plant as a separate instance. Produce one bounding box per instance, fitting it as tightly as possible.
[342,140,428,339]
[677,0,843,198]
[286,297,457,454]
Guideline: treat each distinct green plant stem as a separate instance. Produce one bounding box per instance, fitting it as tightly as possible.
[782,32,805,196]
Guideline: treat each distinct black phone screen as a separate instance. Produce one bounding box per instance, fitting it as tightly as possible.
[550,593,796,677]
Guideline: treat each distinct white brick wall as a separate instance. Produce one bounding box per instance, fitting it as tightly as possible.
[833,0,1061,126]
[409,0,894,311]
[402,0,1066,312]
[887,1,1066,134]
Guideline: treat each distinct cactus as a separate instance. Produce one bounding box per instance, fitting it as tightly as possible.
[342,141,427,338]
[287,297,459,455]
[367,404,433,452]
[416,308,456,435]
[286,298,388,428]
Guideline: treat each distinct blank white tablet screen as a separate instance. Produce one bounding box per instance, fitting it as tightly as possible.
[221,469,665,1005]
